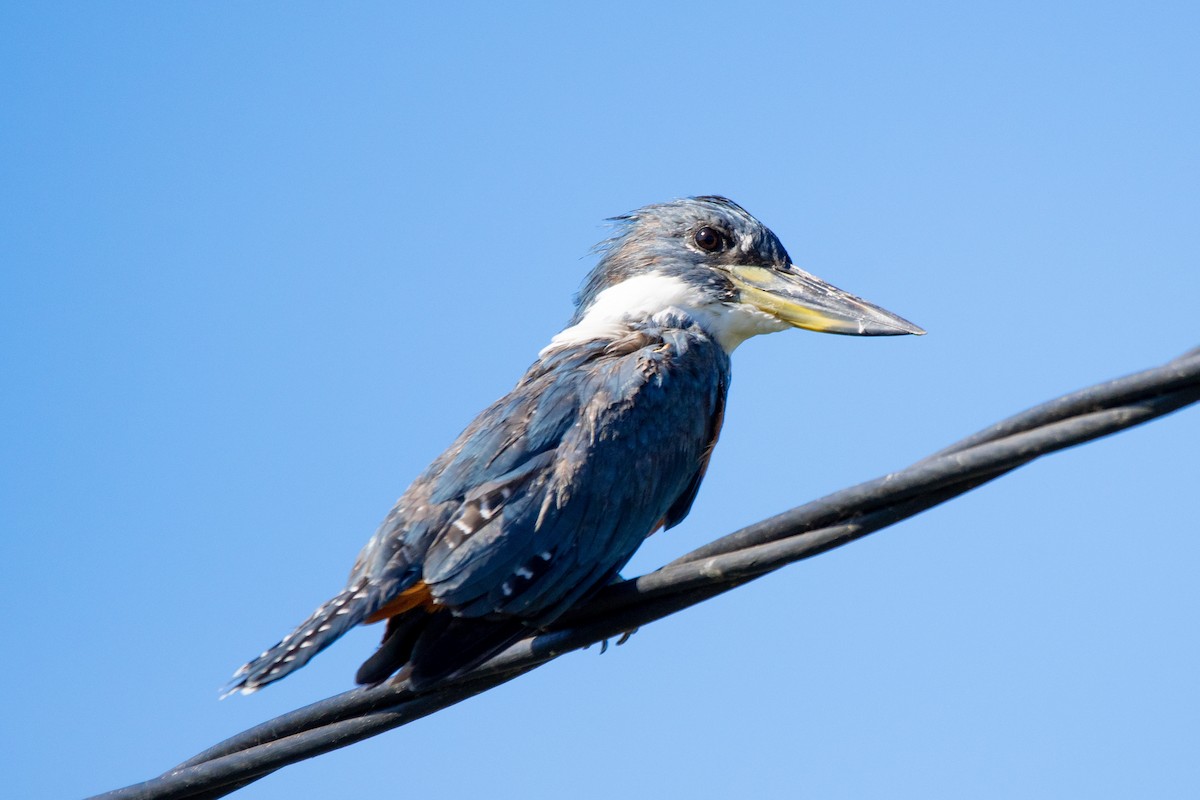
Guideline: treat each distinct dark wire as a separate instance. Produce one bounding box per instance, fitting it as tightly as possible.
[89,346,1200,800]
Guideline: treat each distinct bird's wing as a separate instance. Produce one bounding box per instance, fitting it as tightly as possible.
[402,327,730,624]
[344,340,591,617]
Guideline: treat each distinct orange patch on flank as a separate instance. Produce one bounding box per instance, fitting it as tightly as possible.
[364,581,437,624]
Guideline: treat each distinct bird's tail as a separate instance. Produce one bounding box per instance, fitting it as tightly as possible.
[221,578,371,698]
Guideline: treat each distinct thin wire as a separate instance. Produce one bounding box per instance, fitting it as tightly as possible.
[88,347,1200,800]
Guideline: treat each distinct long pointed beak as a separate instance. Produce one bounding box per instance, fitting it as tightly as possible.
[725,264,925,336]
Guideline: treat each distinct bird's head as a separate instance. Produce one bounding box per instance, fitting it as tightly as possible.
[562,196,923,354]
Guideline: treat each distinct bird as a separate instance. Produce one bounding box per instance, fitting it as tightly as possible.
[224,196,923,696]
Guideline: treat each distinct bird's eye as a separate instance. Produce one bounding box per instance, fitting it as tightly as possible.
[694,226,723,252]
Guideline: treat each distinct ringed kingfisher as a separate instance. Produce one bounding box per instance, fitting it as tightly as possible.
[225,196,923,695]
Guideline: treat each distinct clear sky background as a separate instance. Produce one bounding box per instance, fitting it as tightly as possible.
[3,3,1198,798]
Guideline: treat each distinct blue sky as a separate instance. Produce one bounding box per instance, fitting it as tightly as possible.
[3,3,1198,798]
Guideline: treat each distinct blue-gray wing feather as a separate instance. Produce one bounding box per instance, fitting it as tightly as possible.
[352,324,731,626]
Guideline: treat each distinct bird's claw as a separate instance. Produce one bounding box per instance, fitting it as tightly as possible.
[596,628,639,654]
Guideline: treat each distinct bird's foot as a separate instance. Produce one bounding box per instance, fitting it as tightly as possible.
[597,627,639,654]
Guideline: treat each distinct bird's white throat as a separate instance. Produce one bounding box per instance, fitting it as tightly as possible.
[543,272,788,356]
